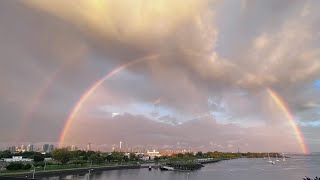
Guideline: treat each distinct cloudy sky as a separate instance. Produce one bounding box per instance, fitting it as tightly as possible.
[0,0,319,153]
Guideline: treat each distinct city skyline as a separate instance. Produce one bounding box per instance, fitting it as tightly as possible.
[0,0,320,153]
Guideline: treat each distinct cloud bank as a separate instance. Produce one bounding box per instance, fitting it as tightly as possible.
[0,0,319,152]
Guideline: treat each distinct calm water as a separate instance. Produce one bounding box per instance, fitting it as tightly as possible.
[44,155,320,180]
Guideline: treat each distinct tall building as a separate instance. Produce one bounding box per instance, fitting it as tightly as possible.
[42,144,49,152]
[119,141,122,152]
[8,146,16,152]
[86,143,92,151]
[20,145,25,152]
[49,144,54,152]
[71,145,77,151]
[27,144,34,152]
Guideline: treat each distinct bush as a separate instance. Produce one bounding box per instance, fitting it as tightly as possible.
[22,164,32,170]
[34,161,45,167]
[33,155,45,162]
[6,163,24,170]
[6,163,32,170]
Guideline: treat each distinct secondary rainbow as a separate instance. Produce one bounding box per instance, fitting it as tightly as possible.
[58,54,159,147]
[267,88,308,154]
[57,54,308,154]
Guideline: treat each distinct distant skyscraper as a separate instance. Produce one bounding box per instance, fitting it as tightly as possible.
[87,143,92,151]
[8,146,16,152]
[71,145,77,151]
[120,141,122,152]
[20,145,25,152]
[49,144,54,152]
[27,144,34,152]
[42,144,49,152]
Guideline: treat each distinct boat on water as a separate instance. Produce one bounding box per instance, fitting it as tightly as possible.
[160,162,204,171]
[281,152,286,161]
[276,154,280,162]
[267,153,275,165]
[160,165,175,171]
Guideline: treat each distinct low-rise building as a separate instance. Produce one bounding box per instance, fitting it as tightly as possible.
[146,150,161,160]
[2,156,33,162]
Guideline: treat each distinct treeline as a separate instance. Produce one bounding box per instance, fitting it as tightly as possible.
[158,151,281,162]
[51,149,138,165]
[0,149,282,170]
[5,163,32,170]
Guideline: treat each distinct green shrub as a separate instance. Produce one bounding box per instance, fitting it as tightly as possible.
[33,155,45,162]
[22,163,32,170]
[6,163,24,170]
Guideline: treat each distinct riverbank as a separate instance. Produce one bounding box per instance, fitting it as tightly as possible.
[0,158,232,179]
[1,164,140,179]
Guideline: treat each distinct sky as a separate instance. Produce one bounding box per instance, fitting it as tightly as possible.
[0,0,319,153]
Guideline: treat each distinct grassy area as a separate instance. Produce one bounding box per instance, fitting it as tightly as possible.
[0,163,139,176]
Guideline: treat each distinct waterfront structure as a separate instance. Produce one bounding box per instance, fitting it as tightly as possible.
[2,156,33,162]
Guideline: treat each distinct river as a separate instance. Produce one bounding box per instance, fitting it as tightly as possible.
[43,155,320,180]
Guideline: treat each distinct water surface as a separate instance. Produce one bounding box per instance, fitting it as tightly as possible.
[43,155,320,180]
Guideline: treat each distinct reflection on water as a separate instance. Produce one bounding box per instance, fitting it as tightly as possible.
[42,155,320,180]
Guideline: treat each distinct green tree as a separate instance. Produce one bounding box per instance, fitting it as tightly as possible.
[33,155,44,162]
[52,149,71,164]
[6,163,23,170]
[129,153,137,161]
[106,154,113,162]
[0,150,12,158]
[196,151,204,158]
[22,164,32,170]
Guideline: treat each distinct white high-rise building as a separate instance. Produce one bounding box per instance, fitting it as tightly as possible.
[42,144,49,152]
[119,141,122,152]
[20,145,25,152]
[27,144,34,152]
[87,143,92,151]
[71,145,78,151]
[49,144,54,152]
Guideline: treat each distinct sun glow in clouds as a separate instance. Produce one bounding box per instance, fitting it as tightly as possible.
[24,0,207,42]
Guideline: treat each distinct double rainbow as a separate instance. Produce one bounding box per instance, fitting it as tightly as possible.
[57,55,308,154]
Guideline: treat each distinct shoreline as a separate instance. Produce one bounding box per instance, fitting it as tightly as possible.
[0,164,141,179]
[0,158,233,179]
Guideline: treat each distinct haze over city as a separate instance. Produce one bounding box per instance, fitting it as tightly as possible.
[1,0,320,154]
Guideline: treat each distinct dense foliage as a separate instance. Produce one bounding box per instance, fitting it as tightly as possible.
[6,163,32,170]
[50,149,134,165]
[158,151,281,163]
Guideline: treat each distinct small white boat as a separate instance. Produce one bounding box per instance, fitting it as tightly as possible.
[267,153,275,164]
[282,152,286,161]
[160,165,175,171]
[276,154,280,162]
[267,153,273,163]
